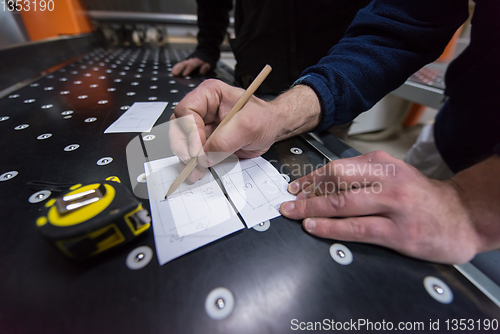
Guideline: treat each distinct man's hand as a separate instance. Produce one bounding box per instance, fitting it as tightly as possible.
[279,150,500,264]
[172,57,211,77]
[170,79,321,181]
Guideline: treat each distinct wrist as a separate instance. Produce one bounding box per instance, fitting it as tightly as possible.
[448,157,500,253]
[442,179,483,258]
[271,85,322,141]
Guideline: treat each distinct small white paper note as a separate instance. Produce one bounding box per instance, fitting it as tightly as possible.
[105,102,168,133]
[145,157,244,265]
[213,156,296,228]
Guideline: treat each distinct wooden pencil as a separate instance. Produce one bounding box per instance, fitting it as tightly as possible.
[165,64,272,198]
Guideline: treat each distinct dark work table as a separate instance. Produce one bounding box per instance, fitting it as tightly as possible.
[0,39,498,333]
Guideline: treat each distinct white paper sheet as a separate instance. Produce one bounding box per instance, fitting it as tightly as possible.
[144,157,244,265]
[104,102,168,133]
[212,156,296,228]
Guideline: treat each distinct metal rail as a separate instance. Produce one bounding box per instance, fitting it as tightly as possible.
[88,11,198,25]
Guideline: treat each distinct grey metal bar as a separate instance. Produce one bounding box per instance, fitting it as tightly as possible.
[88,11,198,25]
[390,80,445,110]
[88,10,235,26]
[316,132,361,159]
[301,133,340,162]
[455,262,500,308]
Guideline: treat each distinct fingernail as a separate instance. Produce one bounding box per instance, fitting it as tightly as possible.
[304,218,315,232]
[281,201,295,213]
[288,181,300,194]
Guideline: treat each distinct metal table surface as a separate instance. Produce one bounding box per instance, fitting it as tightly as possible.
[0,44,499,334]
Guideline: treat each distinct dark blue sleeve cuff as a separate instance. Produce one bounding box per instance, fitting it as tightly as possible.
[293,74,338,132]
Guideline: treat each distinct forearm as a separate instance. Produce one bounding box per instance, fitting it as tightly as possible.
[297,0,468,130]
[449,155,500,253]
[194,0,232,67]
[271,85,322,142]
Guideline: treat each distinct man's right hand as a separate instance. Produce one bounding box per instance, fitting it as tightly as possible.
[172,57,212,77]
[169,79,322,182]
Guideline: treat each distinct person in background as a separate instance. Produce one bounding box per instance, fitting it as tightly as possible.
[172,0,371,97]
[171,0,500,264]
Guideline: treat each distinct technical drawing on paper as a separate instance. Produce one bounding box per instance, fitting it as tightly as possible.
[144,156,243,265]
[221,163,282,209]
[146,157,236,237]
[213,156,296,228]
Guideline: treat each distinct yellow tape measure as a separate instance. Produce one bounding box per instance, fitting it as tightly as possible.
[37,177,151,260]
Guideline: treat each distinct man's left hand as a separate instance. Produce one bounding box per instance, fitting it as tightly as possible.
[280,151,480,264]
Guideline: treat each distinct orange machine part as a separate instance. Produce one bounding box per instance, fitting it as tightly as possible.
[402,103,427,128]
[20,0,92,41]
[403,25,465,127]
[437,25,463,63]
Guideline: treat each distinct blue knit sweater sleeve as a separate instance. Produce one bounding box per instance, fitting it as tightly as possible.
[295,0,469,131]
